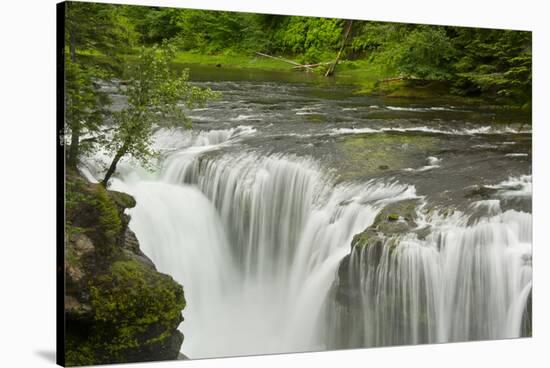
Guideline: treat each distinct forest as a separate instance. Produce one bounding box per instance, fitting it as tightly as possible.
[67,2,531,102]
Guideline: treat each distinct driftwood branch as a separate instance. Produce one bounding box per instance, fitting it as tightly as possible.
[255,52,314,71]
[325,20,354,77]
[292,61,333,69]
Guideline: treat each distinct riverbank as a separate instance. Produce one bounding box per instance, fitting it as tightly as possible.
[76,49,531,112]
[172,51,530,111]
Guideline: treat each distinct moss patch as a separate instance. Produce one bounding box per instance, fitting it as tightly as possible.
[90,260,185,329]
[337,133,438,181]
[76,259,186,364]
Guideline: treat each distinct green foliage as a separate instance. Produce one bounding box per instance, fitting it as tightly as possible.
[390,26,455,80]
[350,22,409,53]
[173,10,267,54]
[66,2,137,64]
[350,24,454,80]
[64,59,110,165]
[65,173,88,214]
[271,17,343,63]
[449,28,531,104]
[66,341,95,367]
[123,6,185,44]
[64,1,137,167]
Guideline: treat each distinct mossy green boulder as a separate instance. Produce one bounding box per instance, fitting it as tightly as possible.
[65,171,186,366]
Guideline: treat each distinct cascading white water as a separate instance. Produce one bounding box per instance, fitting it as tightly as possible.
[157,145,418,356]
[90,125,531,359]
[327,207,532,348]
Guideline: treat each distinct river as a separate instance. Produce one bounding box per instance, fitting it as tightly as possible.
[82,65,532,359]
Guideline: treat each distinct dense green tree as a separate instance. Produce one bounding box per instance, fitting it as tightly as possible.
[271,17,343,63]
[449,28,531,104]
[101,44,219,186]
[391,26,455,80]
[122,6,185,44]
[65,60,109,168]
[173,10,267,53]
[65,2,136,64]
[64,2,137,168]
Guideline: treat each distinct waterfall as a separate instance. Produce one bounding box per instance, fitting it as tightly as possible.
[326,208,532,348]
[157,148,418,356]
[91,126,532,359]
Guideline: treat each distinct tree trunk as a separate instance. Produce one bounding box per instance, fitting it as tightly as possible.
[325,20,354,77]
[69,27,76,62]
[101,145,127,187]
[67,126,80,168]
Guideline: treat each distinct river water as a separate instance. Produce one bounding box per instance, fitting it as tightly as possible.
[83,66,532,359]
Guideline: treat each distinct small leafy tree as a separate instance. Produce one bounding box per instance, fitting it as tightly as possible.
[101,44,218,186]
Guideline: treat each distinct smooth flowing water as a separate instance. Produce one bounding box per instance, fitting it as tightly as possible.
[84,67,532,358]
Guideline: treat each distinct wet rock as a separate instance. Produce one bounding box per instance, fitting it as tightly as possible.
[464,184,498,200]
[351,199,421,251]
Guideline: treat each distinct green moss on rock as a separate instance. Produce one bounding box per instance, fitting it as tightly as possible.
[90,260,185,330]
[65,172,186,366]
[387,213,400,221]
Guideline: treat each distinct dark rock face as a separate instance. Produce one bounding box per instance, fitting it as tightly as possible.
[329,199,428,348]
[64,172,186,366]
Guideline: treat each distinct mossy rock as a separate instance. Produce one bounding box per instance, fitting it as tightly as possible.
[108,190,137,210]
[387,213,400,221]
[350,199,423,253]
[66,176,123,254]
[90,259,185,328]
[65,258,186,366]
[65,172,187,366]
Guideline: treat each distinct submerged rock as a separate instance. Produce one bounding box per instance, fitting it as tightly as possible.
[463,184,498,200]
[350,198,421,251]
[64,172,186,366]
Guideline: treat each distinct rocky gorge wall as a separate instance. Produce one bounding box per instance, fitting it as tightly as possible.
[64,171,186,366]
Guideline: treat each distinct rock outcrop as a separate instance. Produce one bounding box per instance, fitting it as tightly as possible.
[64,172,186,366]
[329,199,428,348]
